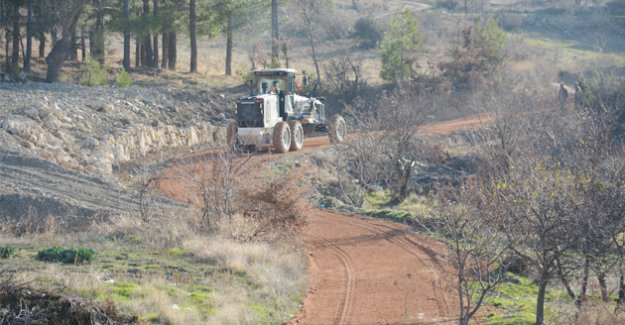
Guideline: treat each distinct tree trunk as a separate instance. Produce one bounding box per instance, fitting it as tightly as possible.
[51,30,58,44]
[70,31,78,60]
[577,256,590,306]
[535,273,549,325]
[457,258,468,325]
[271,0,279,64]
[168,31,176,70]
[24,0,33,73]
[305,14,321,85]
[225,13,232,76]
[556,255,576,301]
[38,31,45,58]
[46,4,85,82]
[618,273,625,306]
[4,31,9,71]
[142,0,153,67]
[282,41,289,68]
[152,0,159,68]
[80,30,86,62]
[598,272,609,303]
[161,31,168,69]
[140,42,146,67]
[94,0,105,64]
[88,29,94,56]
[189,0,197,73]
[135,37,140,67]
[11,2,20,67]
[123,0,131,71]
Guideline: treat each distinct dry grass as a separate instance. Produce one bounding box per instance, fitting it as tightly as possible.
[0,207,307,325]
[549,300,625,325]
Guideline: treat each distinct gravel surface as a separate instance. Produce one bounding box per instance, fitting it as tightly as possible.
[0,81,233,223]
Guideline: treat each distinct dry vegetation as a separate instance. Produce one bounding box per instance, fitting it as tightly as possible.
[0,199,306,324]
[2,0,625,324]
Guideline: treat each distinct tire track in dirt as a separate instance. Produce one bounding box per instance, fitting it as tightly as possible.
[320,212,455,318]
[295,209,459,325]
[308,233,356,325]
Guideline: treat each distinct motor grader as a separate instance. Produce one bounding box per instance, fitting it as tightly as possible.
[226,68,346,152]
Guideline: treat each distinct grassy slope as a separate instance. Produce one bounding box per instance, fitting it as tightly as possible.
[0,228,305,325]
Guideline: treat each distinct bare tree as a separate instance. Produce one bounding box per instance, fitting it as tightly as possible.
[340,89,432,203]
[292,0,333,86]
[435,179,509,325]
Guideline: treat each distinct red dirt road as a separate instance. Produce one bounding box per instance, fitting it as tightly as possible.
[295,210,458,325]
[157,115,489,325]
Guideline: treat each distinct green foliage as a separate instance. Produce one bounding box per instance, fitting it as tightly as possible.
[478,18,506,65]
[482,273,561,325]
[79,59,109,87]
[363,190,394,208]
[269,59,281,68]
[379,9,422,82]
[235,65,254,83]
[115,69,133,88]
[351,17,382,49]
[112,282,137,299]
[36,246,95,264]
[0,245,17,258]
[440,17,506,90]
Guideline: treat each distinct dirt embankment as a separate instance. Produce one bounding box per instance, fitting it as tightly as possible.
[0,82,230,174]
[0,82,235,224]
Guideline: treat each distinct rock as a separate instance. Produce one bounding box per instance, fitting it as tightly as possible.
[215,113,226,121]
[24,107,40,121]
[81,137,99,149]
[42,114,63,130]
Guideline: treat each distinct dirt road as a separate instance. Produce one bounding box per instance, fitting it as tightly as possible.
[157,115,489,324]
[295,210,458,325]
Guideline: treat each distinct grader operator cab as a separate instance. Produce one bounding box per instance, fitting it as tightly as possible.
[227,68,347,153]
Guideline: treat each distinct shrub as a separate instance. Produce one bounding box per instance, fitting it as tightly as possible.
[0,245,16,258]
[351,17,382,49]
[235,65,254,83]
[79,59,109,87]
[439,17,506,90]
[36,247,95,264]
[379,9,422,82]
[115,69,132,88]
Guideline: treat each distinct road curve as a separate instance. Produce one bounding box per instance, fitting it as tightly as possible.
[157,115,489,324]
[293,210,458,325]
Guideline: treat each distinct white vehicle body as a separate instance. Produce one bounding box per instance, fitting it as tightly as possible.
[229,68,344,152]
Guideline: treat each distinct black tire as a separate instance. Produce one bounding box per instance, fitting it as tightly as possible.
[226,121,238,150]
[288,120,304,151]
[273,121,291,153]
[328,114,347,144]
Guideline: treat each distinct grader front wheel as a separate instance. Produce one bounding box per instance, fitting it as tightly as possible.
[328,114,347,144]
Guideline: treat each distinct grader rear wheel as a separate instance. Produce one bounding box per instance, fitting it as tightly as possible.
[273,121,291,153]
[289,120,304,151]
